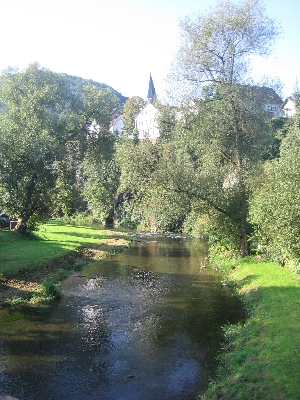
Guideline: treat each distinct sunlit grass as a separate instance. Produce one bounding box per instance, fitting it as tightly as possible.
[0,220,118,275]
[200,257,300,400]
[0,220,128,305]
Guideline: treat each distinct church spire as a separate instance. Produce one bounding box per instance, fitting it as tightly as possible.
[147,74,156,102]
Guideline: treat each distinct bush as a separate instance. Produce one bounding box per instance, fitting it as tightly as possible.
[41,280,61,300]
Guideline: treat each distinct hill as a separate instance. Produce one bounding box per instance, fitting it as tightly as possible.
[66,74,128,105]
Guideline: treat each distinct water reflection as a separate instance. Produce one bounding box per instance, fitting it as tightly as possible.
[0,234,244,400]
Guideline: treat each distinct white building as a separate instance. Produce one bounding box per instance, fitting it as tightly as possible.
[109,115,124,135]
[135,103,160,143]
[280,96,297,118]
[134,74,160,143]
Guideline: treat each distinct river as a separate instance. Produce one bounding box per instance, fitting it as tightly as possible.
[0,233,244,400]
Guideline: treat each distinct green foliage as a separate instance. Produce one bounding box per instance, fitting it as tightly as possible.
[172,0,280,94]
[41,279,61,300]
[51,155,86,217]
[0,63,119,231]
[159,88,273,254]
[168,0,280,253]
[122,96,146,136]
[0,63,67,229]
[249,126,300,266]
[263,116,290,160]
[155,102,177,140]
[66,74,127,105]
[115,139,192,231]
[82,133,120,223]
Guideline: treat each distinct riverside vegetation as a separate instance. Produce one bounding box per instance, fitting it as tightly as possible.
[1,221,300,399]
[199,256,300,400]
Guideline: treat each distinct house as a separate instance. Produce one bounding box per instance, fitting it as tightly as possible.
[109,115,124,135]
[280,96,297,118]
[108,79,286,142]
[263,90,284,117]
[249,86,284,117]
[134,74,160,143]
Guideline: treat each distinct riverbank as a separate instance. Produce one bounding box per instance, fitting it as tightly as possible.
[200,256,300,400]
[0,221,129,305]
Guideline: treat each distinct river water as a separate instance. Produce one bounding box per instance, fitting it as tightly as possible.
[0,233,244,400]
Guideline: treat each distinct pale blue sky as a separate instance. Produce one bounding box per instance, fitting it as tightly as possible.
[1,0,299,100]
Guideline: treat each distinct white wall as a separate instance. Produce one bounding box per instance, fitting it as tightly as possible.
[135,103,160,140]
[109,116,124,135]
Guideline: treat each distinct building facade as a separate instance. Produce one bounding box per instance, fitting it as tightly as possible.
[134,74,160,143]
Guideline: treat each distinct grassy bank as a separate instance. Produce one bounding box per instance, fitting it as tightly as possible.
[200,257,300,400]
[0,221,129,305]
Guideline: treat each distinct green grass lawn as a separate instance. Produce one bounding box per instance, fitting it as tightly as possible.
[0,221,128,304]
[0,220,122,276]
[200,257,300,400]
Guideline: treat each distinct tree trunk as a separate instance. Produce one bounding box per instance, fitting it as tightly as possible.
[16,173,37,233]
[239,187,250,256]
[229,93,250,256]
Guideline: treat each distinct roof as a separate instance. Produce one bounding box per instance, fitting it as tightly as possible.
[134,102,158,120]
[251,86,283,105]
[109,114,123,128]
[147,74,156,101]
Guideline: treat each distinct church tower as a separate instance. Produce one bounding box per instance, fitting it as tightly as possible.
[147,74,156,102]
[134,74,160,143]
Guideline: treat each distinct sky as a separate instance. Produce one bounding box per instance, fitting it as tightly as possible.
[1,0,299,100]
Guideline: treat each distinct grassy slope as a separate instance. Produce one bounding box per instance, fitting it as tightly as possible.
[0,221,128,304]
[0,221,126,275]
[200,257,300,400]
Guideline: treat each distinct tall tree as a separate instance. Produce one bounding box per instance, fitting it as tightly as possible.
[169,0,280,255]
[0,63,118,231]
[249,100,300,265]
[172,0,279,95]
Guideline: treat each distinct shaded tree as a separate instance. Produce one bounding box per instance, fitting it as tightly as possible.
[249,101,300,266]
[168,0,280,255]
[0,63,118,231]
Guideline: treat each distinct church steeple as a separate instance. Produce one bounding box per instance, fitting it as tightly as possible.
[147,74,156,102]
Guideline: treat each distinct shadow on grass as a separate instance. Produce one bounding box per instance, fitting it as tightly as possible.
[202,282,300,399]
[236,274,259,288]
[0,226,129,305]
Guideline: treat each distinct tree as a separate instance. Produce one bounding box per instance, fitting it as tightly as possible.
[0,64,68,231]
[82,132,120,224]
[172,0,280,95]
[0,63,119,231]
[168,0,280,255]
[122,96,146,138]
[155,102,177,141]
[249,102,300,265]
[115,138,161,228]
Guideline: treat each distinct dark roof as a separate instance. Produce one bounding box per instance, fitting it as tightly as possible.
[147,74,156,101]
[257,87,283,104]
